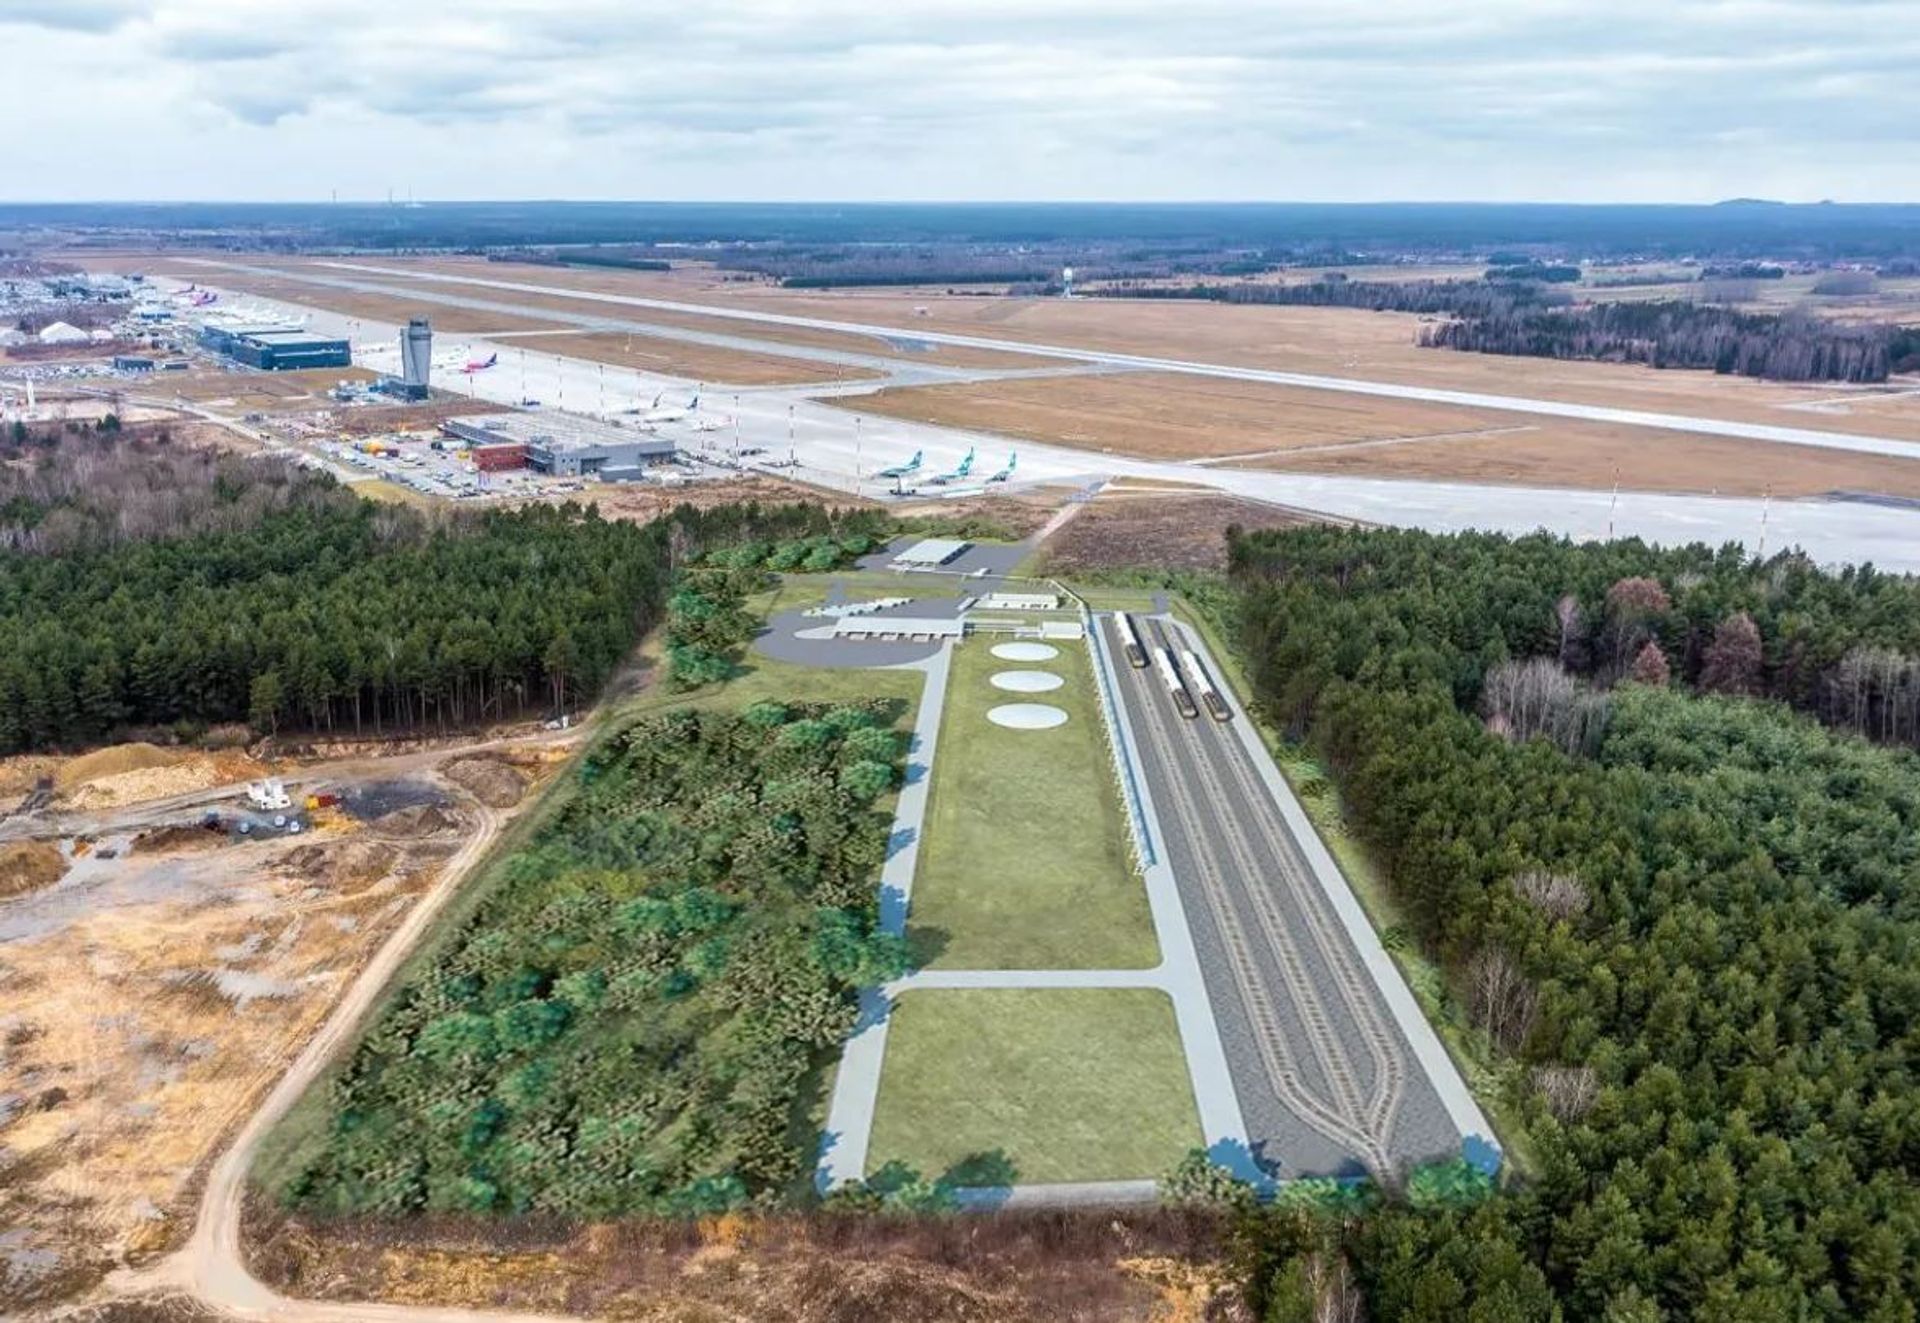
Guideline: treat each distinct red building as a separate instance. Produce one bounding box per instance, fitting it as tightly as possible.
[470,442,528,472]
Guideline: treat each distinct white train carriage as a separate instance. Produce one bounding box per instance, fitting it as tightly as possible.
[1181,647,1232,722]
[1154,645,1199,719]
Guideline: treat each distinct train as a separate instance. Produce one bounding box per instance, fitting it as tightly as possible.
[1154,645,1200,719]
[1119,613,1148,668]
[1182,648,1232,722]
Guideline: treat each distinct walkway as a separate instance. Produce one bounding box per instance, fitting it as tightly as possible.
[814,621,1255,1199]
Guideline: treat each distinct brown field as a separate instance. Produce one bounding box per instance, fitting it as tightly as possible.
[321,256,1920,439]
[847,371,1520,462]
[484,329,880,386]
[71,252,1920,444]
[1043,490,1331,573]
[1253,418,1920,500]
[153,366,379,412]
[839,369,1920,500]
[241,1201,1233,1323]
[0,745,556,1311]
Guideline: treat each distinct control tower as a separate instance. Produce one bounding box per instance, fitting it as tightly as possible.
[401,318,432,392]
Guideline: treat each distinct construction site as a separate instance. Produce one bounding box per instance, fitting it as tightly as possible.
[0,733,565,1309]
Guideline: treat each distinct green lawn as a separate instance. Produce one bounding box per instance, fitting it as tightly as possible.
[865,988,1200,1185]
[908,636,1157,969]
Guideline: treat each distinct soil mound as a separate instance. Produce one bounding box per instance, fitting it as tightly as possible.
[132,823,223,855]
[442,757,529,808]
[54,742,178,792]
[374,804,457,838]
[0,841,68,900]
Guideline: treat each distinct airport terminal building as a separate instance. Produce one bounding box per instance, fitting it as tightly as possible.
[199,324,352,371]
[442,412,676,480]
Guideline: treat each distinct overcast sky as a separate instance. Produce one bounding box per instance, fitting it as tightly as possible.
[5,0,1917,203]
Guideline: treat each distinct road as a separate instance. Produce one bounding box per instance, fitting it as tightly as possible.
[1105,614,1471,1179]
[164,264,1920,572]
[96,799,564,1323]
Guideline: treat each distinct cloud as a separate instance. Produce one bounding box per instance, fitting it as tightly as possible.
[0,0,144,33]
[4,0,1920,200]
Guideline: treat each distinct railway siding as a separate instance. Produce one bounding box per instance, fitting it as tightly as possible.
[1103,612,1491,1179]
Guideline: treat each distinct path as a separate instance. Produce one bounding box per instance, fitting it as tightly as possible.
[101,801,517,1321]
[814,644,953,1191]
[814,619,1254,1195]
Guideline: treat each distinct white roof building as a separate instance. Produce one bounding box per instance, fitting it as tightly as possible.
[37,321,90,345]
[0,328,26,347]
[892,538,971,569]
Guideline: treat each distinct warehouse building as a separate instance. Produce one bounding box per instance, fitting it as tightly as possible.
[442,412,675,480]
[199,324,352,371]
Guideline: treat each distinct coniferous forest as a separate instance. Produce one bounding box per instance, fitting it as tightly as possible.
[283,703,910,1215]
[0,433,887,750]
[1225,526,1920,1321]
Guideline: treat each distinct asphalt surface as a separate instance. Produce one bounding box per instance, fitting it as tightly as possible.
[1104,614,1460,1179]
[167,264,1920,569]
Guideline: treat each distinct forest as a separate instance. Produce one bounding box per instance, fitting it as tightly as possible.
[1221,526,1920,1321]
[1097,277,1918,382]
[281,702,909,1216]
[0,435,893,751]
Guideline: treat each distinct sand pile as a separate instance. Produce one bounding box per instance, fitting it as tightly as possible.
[442,757,529,808]
[54,742,179,792]
[60,749,266,811]
[0,841,68,900]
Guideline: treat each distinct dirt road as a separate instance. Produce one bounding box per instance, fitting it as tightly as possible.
[93,797,597,1323]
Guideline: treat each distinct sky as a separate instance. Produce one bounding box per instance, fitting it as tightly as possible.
[4,0,1918,203]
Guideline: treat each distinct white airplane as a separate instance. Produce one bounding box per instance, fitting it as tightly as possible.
[876,449,924,480]
[988,452,1018,483]
[926,448,976,486]
[627,388,701,424]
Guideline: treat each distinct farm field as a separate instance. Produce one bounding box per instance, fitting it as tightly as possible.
[907,633,1156,970]
[864,988,1200,1185]
[483,328,881,386]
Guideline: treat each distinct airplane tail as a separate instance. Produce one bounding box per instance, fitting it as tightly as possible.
[910,449,923,468]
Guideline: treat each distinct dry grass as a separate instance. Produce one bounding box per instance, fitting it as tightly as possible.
[487,329,881,387]
[846,371,1518,462]
[1043,490,1329,574]
[241,1201,1233,1323]
[355,256,1920,445]
[1251,417,1920,500]
[0,840,67,900]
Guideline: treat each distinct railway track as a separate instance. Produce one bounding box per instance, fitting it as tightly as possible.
[1115,615,1406,1174]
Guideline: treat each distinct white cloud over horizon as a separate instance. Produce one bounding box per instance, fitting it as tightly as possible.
[4,0,1918,202]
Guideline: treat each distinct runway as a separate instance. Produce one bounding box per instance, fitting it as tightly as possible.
[163,265,1920,572]
[1103,614,1479,1178]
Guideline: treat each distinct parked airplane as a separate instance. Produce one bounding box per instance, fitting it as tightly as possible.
[988,452,1018,483]
[461,352,499,374]
[927,447,976,486]
[635,388,701,423]
[876,449,924,480]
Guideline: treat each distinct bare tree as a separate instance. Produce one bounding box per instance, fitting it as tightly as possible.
[1533,1065,1600,1121]
[1482,658,1610,756]
[1307,1251,1365,1323]
[1513,869,1590,922]
[1467,945,1539,1054]
[1629,640,1671,687]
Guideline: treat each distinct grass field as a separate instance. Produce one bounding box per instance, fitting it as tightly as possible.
[907,635,1156,969]
[865,988,1200,1185]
